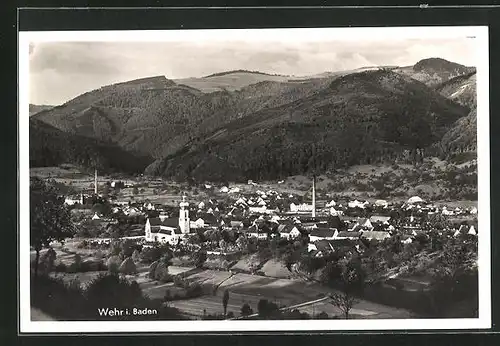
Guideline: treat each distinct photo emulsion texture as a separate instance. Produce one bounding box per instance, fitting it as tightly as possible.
[28,37,479,323]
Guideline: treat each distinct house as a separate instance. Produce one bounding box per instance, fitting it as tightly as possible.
[290,203,313,213]
[442,207,455,216]
[277,224,301,239]
[360,231,391,241]
[249,206,268,214]
[401,235,413,244]
[326,200,336,207]
[220,186,229,193]
[91,212,101,220]
[407,196,425,204]
[312,239,334,255]
[245,226,268,240]
[230,220,244,230]
[229,187,241,194]
[335,231,361,240]
[330,207,344,216]
[143,202,155,211]
[369,215,391,225]
[374,199,388,208]
[309,228,338,242]
[358,218,373,229]
[454,224,478,237]
[151,228,183,245]
[64,194,84,206]
[348,200,367,209]
[190,218,206,229]
[348,218,373,232]
[468,225,477,236]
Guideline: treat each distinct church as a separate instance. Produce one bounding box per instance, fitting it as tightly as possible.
[145,196,191,245]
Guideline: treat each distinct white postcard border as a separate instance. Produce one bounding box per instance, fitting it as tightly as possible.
[18,26,491,333]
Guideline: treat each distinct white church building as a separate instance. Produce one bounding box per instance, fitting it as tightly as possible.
[145,196,191,245]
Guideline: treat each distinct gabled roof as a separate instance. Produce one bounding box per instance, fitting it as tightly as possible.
[309,228,337,238]
[370,215,391,223]
[337,231,361,238]
[314,239,334,253]
[329,238,357,248]
[351,224,365,233]
[458,224,469,233]
[360,231,391,240]
[148,217,179,228]
[358,218,371,225]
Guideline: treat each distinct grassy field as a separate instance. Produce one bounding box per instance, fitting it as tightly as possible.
[167,270,414,319]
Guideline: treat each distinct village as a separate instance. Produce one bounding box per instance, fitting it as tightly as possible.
[65,170,478,249]
[28,167,478,321]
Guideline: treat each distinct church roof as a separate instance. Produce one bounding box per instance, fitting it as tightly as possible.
[148,217,179,228]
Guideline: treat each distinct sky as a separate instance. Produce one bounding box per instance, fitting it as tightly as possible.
[29,36,477,105]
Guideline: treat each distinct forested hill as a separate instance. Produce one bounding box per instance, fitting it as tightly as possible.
[29,118,153,174]
[29,104,54,116]
[394,58,476,87]
[32,74,332,159]
[31,57,476,181]
[145,69,469,182]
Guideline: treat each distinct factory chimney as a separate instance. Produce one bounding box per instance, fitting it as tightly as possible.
[94,169,98,195]
[312,175,316,218]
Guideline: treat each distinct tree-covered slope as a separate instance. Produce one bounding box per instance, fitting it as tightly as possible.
[29,118,152,173]
[146,69,469,182]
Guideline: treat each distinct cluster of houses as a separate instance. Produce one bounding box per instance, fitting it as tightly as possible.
[139,187,478,255]
[62,174,478,256]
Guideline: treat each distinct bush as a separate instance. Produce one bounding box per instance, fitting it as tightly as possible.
[316,311,329,319]
[148,261,159,279]
[54,262,67,272]
[40,248,57,273]
[240,303,253,317]
[80,260,107,272]
[118,257,137,274]
[84,274,143,313]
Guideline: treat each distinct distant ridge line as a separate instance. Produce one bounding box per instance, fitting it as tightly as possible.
[203,69,289,78]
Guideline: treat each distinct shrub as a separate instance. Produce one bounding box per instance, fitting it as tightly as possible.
[316,311,329,319]
[185,283,203,298]
[107,255,121,274]
[240,303,253,317]
[148,261,159,279]
[40,248,57,273]
[54,262,67,273]
[118,257,138,274]
[84,274,143,312]
[80,260,107,272]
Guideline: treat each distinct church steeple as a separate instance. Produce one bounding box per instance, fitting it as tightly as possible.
[179,195,190,234]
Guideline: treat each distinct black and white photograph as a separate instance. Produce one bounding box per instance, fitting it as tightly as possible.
[18,26,490,333]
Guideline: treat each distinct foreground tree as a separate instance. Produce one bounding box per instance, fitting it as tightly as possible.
[222,289,230,317]
[240,303,253,317]
[30,177,74,279]
[325,258,366,319]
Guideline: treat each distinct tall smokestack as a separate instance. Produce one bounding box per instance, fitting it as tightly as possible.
[94,169,98,195]
[312,175,316,218]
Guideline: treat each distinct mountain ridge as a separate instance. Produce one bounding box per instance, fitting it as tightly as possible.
[31,57,476,181]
